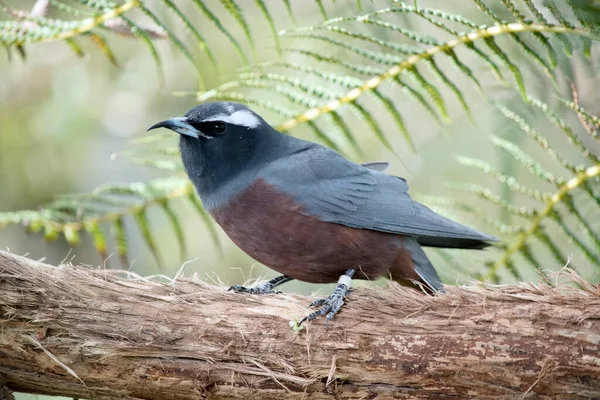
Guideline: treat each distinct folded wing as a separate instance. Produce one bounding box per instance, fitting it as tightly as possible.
[263,143,496,248]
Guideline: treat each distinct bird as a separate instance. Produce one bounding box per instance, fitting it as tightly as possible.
[148,102,497,326]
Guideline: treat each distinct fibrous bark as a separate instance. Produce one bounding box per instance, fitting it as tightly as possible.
[0,250,599,399]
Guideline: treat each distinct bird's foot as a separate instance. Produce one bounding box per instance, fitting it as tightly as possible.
[228,282,281,294]
[299,269,355,327]
[228,275,292,294]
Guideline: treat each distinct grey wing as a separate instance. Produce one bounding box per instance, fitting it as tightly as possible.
[361,161,390,172]
[264,144,496,247]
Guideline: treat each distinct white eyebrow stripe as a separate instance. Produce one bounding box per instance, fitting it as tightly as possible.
[204,110,261,128]
[224,103,235,113]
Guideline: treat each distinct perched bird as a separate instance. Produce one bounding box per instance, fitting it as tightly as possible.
[148,102,497,325]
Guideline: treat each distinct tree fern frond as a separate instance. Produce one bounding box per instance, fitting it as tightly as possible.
[444,48,484,96]
[368,88,413,152]
[527,97,600,164]
[0,1,131,50]
[449,97,600,281]
[281,0,296,27]
[483,37,528,99]
[276,22,585,132]
[85,221,108,260]
[220,0,257,62]
[63,36,85,58]
[485,163,600,280]
[254,0,281,55]
[2,0,294,84]
[500,0,560,69]
[120,15,165,83]
[287,24,420,55]
[560,98,600,137]
[192,0,250,65]
[551,203,600,266]
[136,3,203,86]
[567,2,599,56]
[393,77,445,126]
[421,196,522,235]
[158,199,186,263]
[111,217,128,265]
[87,32,118,65]
[160,0,218,74]
[523,0,579,56]
[431,16,507,84]
[322,13,439,46]
[315,0,328,21]
[498,106,583,174]
[454,183,536,218]
[474,0,557,84]
[408,65,449,122]
[456,156,547,201]
[0,176,226,267]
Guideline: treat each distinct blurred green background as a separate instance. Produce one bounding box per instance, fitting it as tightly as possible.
[1,1,599,397]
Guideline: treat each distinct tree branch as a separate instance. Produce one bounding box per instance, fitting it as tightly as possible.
[0,250,599,399]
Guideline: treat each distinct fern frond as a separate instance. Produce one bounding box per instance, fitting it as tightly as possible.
[452,97,600,281]
[276,22,585,131]
[0,177,223,267]
[2,0,292,84]
[192,0,250,65]
[160,0,218,74]
[486,163,600,280]
[220,0,257,62]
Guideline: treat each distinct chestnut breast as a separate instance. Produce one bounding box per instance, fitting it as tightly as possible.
[211,179,400,283]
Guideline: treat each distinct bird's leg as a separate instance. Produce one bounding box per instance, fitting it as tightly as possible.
[229,275,293,294]
[300,269,355,327]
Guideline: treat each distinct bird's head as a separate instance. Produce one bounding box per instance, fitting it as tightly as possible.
[148,102,282,197]
[148,101,267,141]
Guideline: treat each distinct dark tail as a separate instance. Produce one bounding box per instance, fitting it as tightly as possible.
[417,236,491,250]
[392,236,445,293]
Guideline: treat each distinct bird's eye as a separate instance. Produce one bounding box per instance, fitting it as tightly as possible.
[212,122,227,134]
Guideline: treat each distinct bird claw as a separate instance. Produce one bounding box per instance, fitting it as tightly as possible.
[228,283,281,294]
[300,283,350,327]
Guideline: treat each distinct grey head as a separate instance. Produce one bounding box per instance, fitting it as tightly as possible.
[147,102,295,205]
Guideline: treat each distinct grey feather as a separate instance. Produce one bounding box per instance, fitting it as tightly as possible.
[401,236,445,292]
[262,141,497,246]
[361,161,390,172]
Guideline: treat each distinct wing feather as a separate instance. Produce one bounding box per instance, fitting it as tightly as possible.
[262,143,496,245]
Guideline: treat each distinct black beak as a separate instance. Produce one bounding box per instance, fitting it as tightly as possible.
[147,117,200,139]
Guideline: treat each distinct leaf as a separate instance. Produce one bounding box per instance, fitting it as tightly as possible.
[85,221,108,260]
[112,217,129,266]
[160,0,218,73]
[186,192,223,253]
[63,224,80,246]
[159,200,187,263]
[134,209,163,269]
[192,0,250,65]
[254,0,281,55]
[220,0,257,62]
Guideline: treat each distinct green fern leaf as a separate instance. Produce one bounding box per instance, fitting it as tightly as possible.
[186,192,222,253]
[112,217,129,266]
[85,221,108,260]
[159,200,186,263]
[134,209,163,268]
[192,0,250,65]
[220,0,257,62]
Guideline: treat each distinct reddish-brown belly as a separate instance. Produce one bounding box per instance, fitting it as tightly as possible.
[211,180,400,283]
